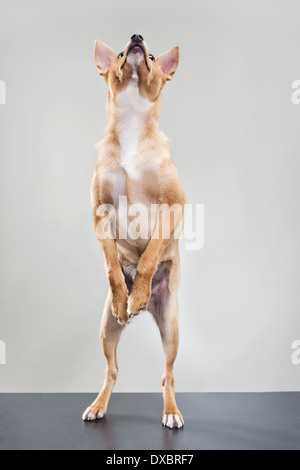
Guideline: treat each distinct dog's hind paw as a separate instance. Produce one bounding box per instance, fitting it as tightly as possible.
[162,413,184,429]
[82,406,104,421]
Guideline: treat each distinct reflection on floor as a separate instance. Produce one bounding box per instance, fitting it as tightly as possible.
[0,392,299,450]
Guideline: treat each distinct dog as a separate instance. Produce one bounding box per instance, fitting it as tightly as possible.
[82,34,186,429]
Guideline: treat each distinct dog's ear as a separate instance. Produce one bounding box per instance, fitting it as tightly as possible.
[156,46,179,81]
[94,40,116,75]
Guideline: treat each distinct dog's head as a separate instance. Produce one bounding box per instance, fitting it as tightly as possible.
[94,34,179,103]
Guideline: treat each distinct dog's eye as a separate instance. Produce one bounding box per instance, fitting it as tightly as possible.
[149,54,155,62]
[118,52,124,59]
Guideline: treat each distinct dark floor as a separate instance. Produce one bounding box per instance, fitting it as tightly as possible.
[0,393,299,450]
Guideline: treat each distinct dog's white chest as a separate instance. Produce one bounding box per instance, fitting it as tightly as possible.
[117,79,152,180]
[119,123,140,179]
[103,80,154,236]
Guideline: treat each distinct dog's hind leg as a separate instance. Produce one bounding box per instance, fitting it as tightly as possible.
[149,259,184,429]
[82,291,124,420]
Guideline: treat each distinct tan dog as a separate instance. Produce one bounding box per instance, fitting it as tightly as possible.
[82,34,186,429]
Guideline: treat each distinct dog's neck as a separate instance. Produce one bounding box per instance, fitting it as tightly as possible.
[116,79,153,149]
[106,78,162,170]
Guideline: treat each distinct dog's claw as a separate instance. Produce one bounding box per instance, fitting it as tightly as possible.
[128,308,145,318]
[127,306,147,317]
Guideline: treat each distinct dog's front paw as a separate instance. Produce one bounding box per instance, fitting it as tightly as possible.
[127,273,152,316]
[111,287,130,326]
[127,288,150,316]
[111,301,130,326]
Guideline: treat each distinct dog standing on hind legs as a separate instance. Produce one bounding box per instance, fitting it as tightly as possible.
[82,34,186,428]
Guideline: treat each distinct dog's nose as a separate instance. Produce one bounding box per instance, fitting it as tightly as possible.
[131,34,144,42]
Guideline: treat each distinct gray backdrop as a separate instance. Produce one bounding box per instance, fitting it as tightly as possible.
[0,0,299,392]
